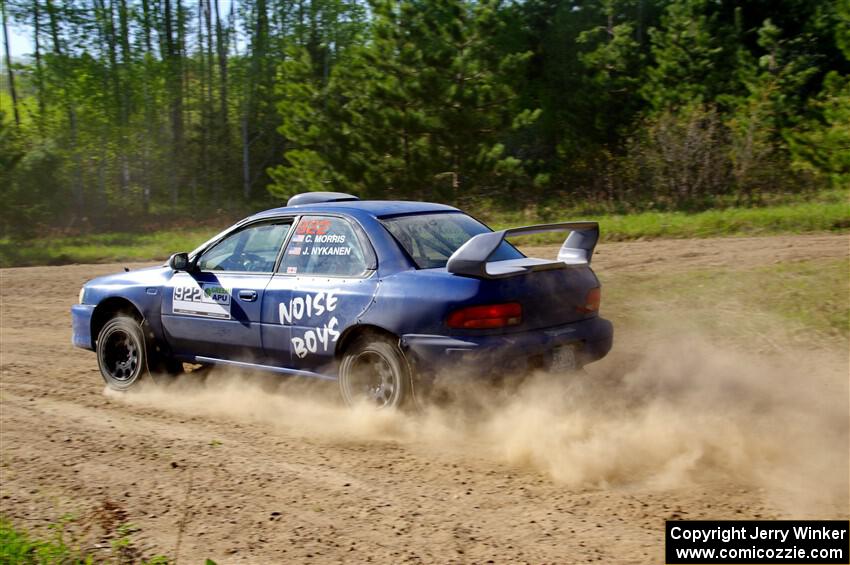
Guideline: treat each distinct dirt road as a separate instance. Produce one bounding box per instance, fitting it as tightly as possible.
[1,234,848,563]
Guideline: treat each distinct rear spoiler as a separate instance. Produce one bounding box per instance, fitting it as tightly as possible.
[446,222,599,279]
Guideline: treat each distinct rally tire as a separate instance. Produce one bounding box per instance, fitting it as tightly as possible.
[96,315,150,391]
[339,337,412,409]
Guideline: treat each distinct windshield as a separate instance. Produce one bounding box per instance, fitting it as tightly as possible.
[382,212,524,269]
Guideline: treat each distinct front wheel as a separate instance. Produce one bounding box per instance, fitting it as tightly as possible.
[96,315,150,391]
[338,337,412,409]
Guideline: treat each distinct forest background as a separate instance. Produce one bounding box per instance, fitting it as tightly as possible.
[0,0,848,264]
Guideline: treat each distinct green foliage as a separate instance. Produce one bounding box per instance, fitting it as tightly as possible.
[838,0,850,59]
[643,0,739,109]
[594,200,850,240]
[0,0,847,235]
[3,195,846,267]
[0,516,91,565]
[723,18,819,199]
[0,110,22,179]
[786,72,850,187]
[0,516,174,564]
[0,227,216,267]
[491,196,850,243]
[576,4,643,112]
[0,113,64,238]
[269,0,536,204]
[782,0,850,187]
[267,48,339,198]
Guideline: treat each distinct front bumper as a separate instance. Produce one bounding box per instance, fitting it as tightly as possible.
[401,316,613,379]
[71,304,95,350]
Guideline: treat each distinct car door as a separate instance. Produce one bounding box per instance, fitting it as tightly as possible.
[161,219,293,362]
[262,215,379,373]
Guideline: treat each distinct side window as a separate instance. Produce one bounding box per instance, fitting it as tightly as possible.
[197,221,291,273]
[279,216,368,277]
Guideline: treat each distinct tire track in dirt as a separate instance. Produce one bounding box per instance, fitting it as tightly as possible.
[1,233,847,563]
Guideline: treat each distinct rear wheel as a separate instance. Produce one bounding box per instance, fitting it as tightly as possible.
[339,337,411,409]
[96,315,150,391]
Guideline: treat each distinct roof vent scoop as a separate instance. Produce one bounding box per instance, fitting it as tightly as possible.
[287,192,360,207]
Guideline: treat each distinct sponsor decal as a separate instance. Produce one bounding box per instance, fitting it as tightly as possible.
[313,234,346,244]
[173,279,232,319]
[302,245,352,256]
[295,219,331,236]
[279,290,341,358]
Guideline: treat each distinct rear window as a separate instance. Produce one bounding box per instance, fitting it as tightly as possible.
[382,213,523,269]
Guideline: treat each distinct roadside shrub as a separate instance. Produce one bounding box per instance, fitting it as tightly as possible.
[620,104,732,210]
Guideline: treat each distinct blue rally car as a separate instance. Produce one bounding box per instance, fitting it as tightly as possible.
[71,192,613,408]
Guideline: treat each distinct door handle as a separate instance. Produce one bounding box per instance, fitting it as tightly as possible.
[238,289,258,302]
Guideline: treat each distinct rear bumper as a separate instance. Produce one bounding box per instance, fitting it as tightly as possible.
[71,304,95,350]
[401,316,613,378]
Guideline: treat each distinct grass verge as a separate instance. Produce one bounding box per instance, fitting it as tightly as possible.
[601,257,850,350]
[0,517,91,564]
[0,228,218,268]
[1,199,848,267]
[495,200,850,245]
[0,517,173,565]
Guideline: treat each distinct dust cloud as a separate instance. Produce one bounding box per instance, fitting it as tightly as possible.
[106,332,849,518]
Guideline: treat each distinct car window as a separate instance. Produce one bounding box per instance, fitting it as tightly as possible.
[382,213,524,269]
[279,216,368,277]
[197,221,292,273]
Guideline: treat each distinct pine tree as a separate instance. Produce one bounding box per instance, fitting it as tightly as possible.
[642,0,740,110]
[786,1,850,188]
[269,0,536,204]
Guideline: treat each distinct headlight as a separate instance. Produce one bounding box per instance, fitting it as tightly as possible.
[79,287,86,304]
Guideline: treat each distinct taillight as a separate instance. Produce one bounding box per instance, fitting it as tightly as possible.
[447,302,522,329]
[577,287,601,313]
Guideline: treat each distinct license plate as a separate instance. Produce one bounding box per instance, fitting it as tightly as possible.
[550,344,578,372]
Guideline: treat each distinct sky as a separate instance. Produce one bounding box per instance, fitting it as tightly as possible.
[3,0,240,60]
[5,23,32,58]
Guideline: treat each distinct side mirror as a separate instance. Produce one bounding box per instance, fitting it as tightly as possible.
[168,252,190,271]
